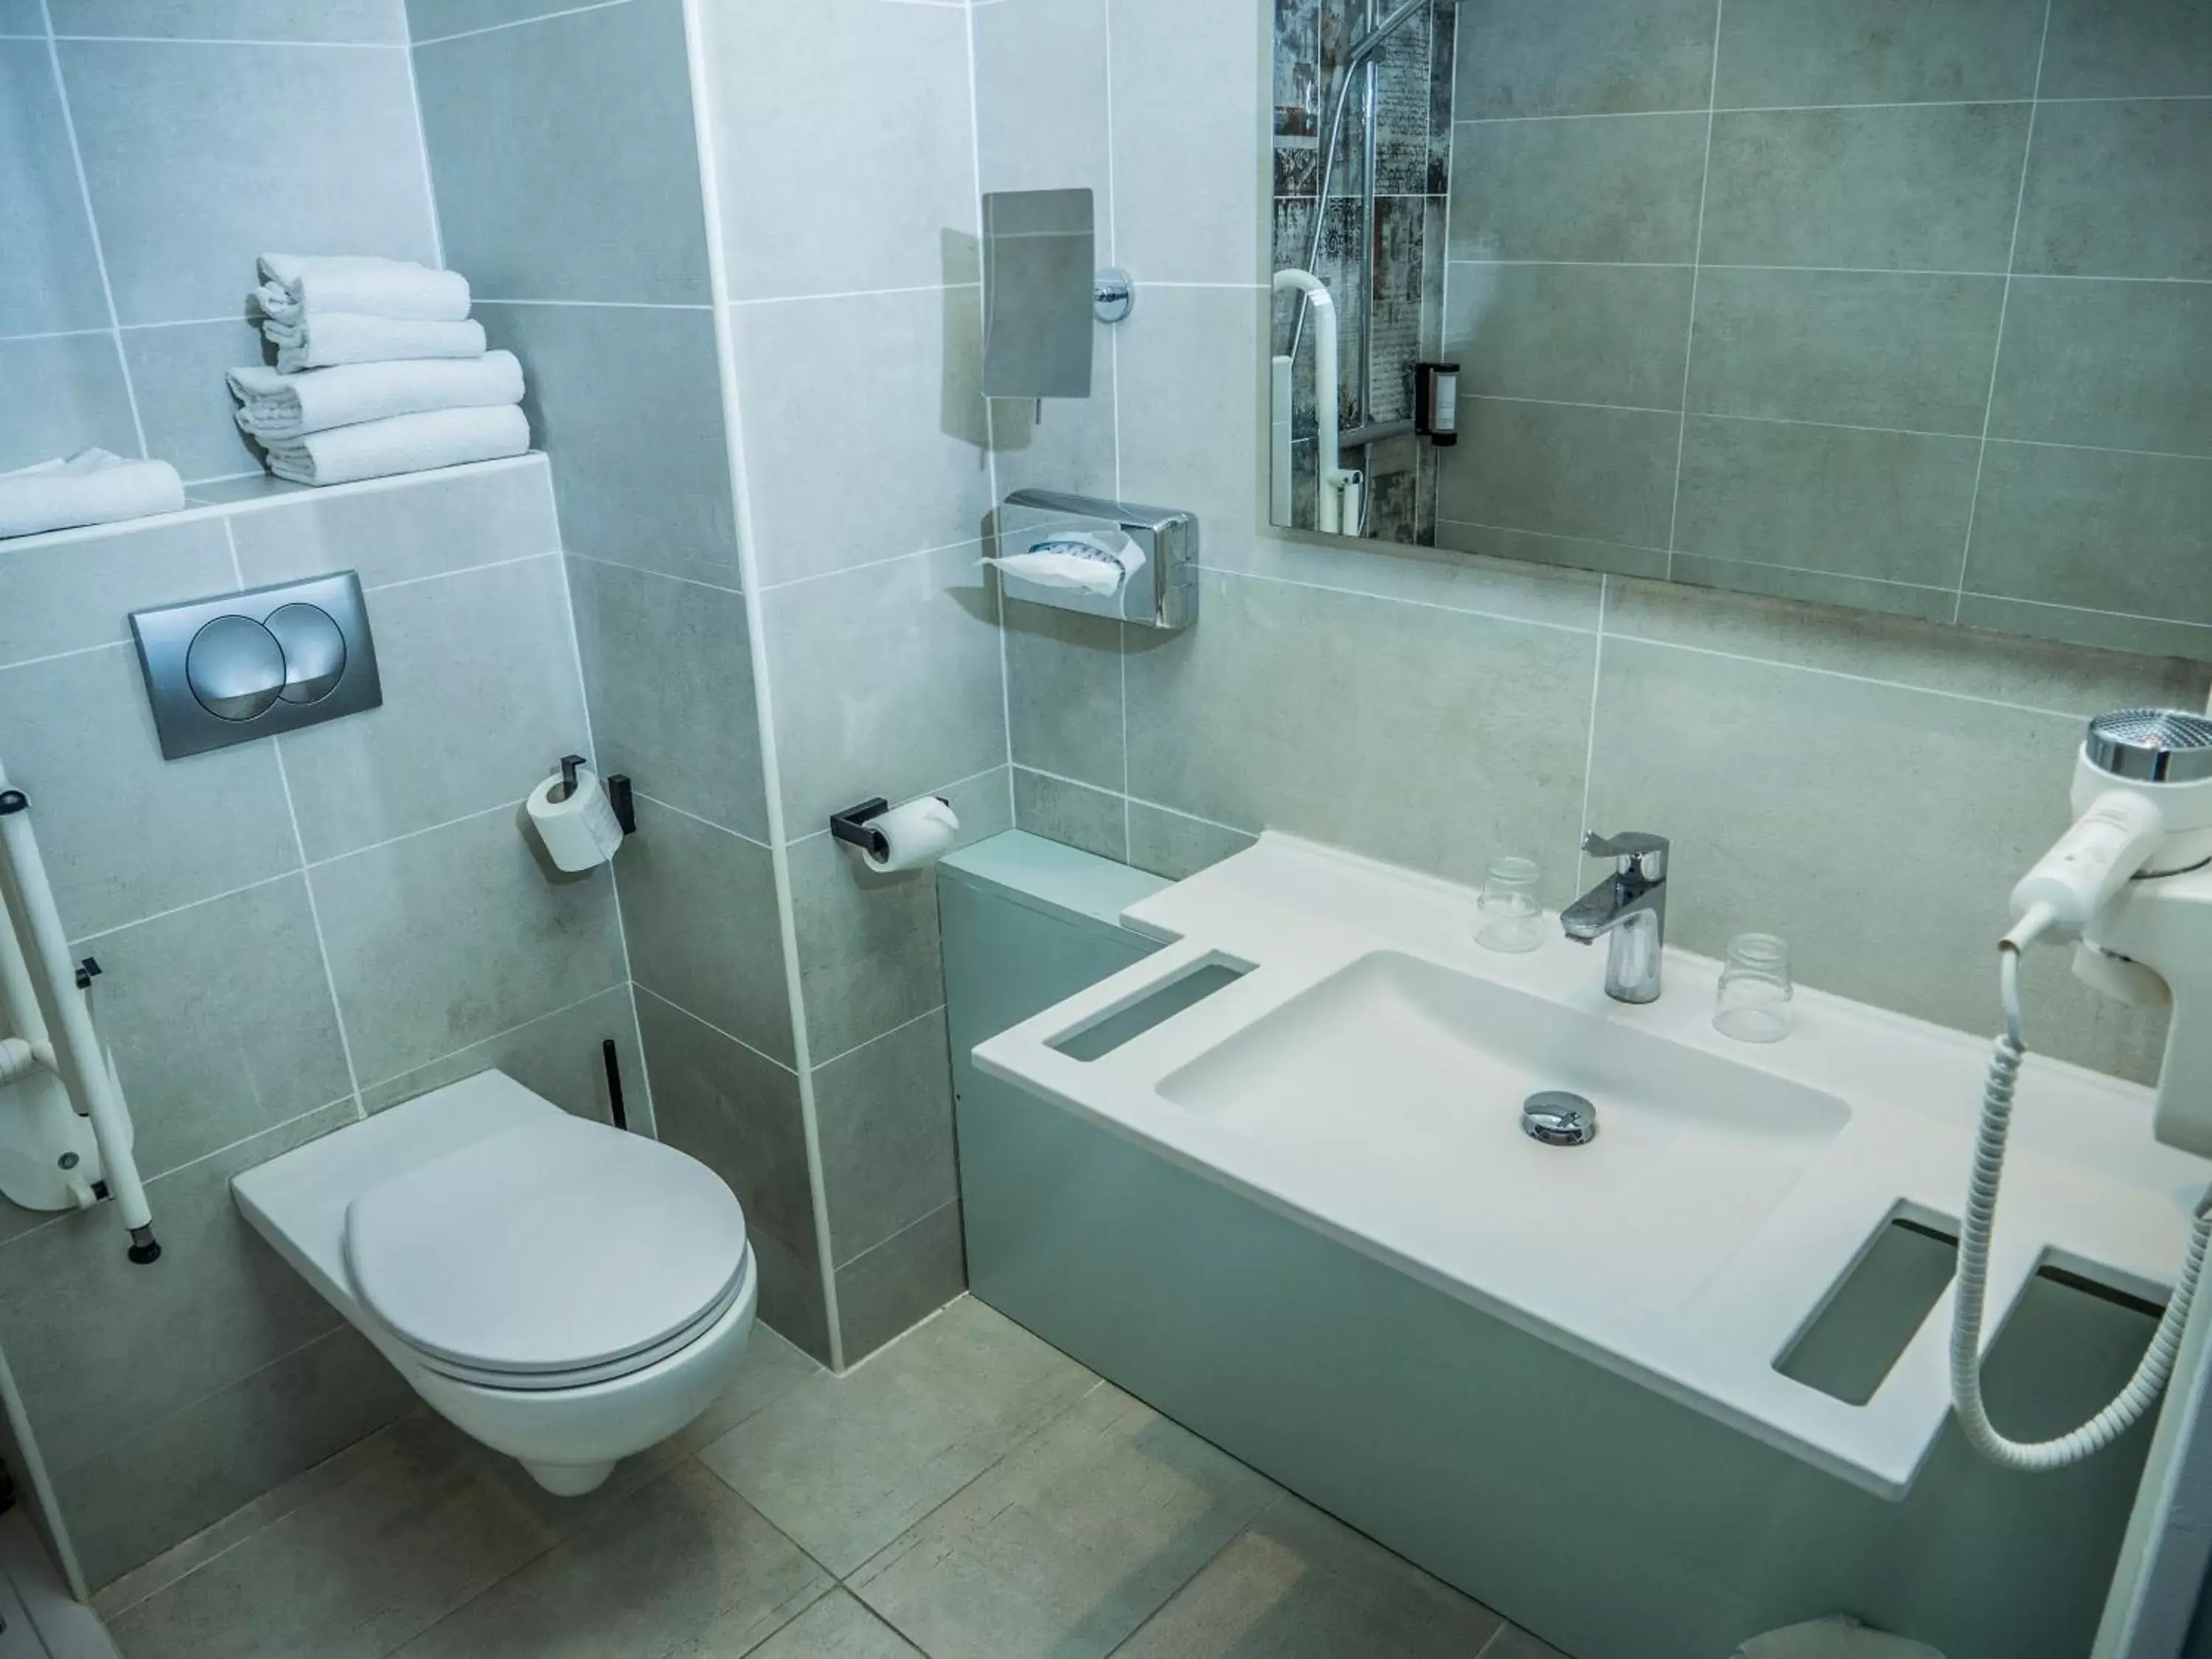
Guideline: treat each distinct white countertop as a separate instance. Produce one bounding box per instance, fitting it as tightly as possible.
[973,832,2211,1498]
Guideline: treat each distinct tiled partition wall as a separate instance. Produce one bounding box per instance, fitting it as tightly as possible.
[1435,0,2212,661]
[697,0,1012,1366]
[0,0,440,484]
[0,459,636,1590]
[404,0,838,1353]
[985,0,2212,1088]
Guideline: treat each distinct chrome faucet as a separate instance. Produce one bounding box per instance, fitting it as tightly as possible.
[1562,831,1669,1004]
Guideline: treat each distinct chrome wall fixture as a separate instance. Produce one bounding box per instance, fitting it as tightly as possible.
[131,571,382,759]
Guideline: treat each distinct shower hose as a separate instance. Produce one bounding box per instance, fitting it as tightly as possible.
[1950,901,2212,1471]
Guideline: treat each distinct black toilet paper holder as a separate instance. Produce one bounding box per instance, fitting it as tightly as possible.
[556,754,636,836]
[829,797,893,861]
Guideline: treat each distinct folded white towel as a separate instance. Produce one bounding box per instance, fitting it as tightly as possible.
[230,352,524,439]
[254,254,470,323]
[0,451,186,540]
[262,313,487,374]
[262,406,531,487]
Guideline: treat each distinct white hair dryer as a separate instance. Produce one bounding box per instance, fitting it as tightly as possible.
[1952,709,2212,1472]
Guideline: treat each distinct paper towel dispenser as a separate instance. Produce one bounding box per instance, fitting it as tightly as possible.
[993,489,1197,632]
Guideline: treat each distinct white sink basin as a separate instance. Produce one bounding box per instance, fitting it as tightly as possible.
[1158,950,1851,1314]
[973,832,2211,1498]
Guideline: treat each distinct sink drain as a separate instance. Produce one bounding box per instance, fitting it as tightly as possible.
[1523,1091,1597,1146]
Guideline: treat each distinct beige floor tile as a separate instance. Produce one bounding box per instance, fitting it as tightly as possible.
[697,1296,1099,1574]
[849,1383,1279,1659]
[748,1590,923,1659]
[107,1411,562,1659]
[1111,1492,1506,1658]
[389,1461,830,1659]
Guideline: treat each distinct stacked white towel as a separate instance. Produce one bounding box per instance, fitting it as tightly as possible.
[0,451,186,540]
[234,254,529,485]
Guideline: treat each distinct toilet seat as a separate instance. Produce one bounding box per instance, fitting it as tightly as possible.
[342,1113,749,1394]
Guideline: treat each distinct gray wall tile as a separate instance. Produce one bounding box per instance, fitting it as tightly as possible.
[361,983,647,1130]
[2015,100,2212,281]
[1674,415,1983,588]
[1126,802,1256,882]
[1203,532,1608,629]
[2039,0,2212,99]
[1453,0,1718,118]
[1436,398,1680,550]
[1966,441,2212,627]
[1445,261,1694,410]
[49,1,408,41]
[1433,519,1669,581]
[973,0,1110,198]
[1012,768,1127,864]
[311,804,625,1086]
[568,555,765,841]
[121,319,268,484]
[1114,287,1266,560]
[1956,593,2212,663]
[404,0,582,41]
[1700,104,2031,273]
[0,645,298,937]
[1584,637,2171,1080]
[0,0,44,32]
[1126,571,1596,895]
[733,288,991,588]
[230,456,560,589]
[479,302,738,582]
[56,1324,409,1590]
[789,768,1011,1065]
[1666,552,1956,623]
[1686,267,2004,432]
[763,544,1008,836]
[0,40,107,334]
[1987,276,2212,456]
[1110,0,1265,283]
[1714,0,2047,106]
[619,796,790,1063]
[814,1011,957,1267]
[277,556,589,861]
[0,333,139,471]
[1449,114,1709,264]
[414,0,709,305]
[56,39,436,324]
[636,991,826,1354]
[0,514,232,668]
[833,1201,966,1366]
[0,1102,354,1478]
[1004,599,1124,792]
[705,0,976,301]
[1604,574,2207,714]
[82,874,352,1178]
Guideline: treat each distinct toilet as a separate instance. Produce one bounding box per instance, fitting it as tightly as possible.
[232,1069,757,1496]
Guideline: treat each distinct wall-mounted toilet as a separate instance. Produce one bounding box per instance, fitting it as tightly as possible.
[232,1069,757,1495]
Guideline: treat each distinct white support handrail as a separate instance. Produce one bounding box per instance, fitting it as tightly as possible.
[1273,268,1358,535]
[0,760,159,1262]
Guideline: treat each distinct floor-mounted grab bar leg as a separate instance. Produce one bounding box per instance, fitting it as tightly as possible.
[0,763,158,1263]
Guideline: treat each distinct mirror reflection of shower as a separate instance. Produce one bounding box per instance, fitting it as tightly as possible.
[1270,0,1458,543]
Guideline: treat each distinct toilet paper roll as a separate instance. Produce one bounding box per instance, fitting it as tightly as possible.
[527,764,625,872]
[855,796,959,874]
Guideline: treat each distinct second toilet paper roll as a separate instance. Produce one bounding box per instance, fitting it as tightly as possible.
[857,796,959,873]
[527,764,625,872]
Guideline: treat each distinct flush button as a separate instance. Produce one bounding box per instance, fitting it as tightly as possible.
[185,614,286,721]
[266,602,348,703]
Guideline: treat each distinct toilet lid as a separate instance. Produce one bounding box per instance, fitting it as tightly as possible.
[343,1113,749,1381]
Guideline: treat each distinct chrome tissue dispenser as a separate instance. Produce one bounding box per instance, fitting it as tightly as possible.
[992,489,1197,631]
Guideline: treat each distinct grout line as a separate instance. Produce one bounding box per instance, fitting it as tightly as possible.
[678,0,845,1371]
[565,547,745,596]
[359,548,560,594]
[1012,762,1257,844]
[68,868,299,946]
[411,0,634,47]
[1472,392,1683,419]
[1576,577,1607,855]
[809,1002,946,1075]
[1952,0,2055,624]
[1453,93,2212,126]
[0,325,114,342]
[0,638,131,675]
[49,32,405,47]
[473,296,712,310]
[1662,0,1725,581]
[754,533,986,594]
[400,18,446,271]
[730,281,980,308]
[1202,561,1601,638]
[39,0,147,461]
[633,983,798,1077]
[1102,0,1133,864]
[632,790,773,849]
[350,981,629,1105]
[305,795,527,870]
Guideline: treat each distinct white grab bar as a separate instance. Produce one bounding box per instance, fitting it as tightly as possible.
[0,762,159,1262]
[1273,268,1358,535]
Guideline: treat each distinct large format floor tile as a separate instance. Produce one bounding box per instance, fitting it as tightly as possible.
[697,1297,1099,1576]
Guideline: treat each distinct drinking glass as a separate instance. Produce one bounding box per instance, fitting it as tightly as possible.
[1714,933,1793,1043]
[1475,856,1544,953]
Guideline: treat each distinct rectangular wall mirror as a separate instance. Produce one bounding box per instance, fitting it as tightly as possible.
[983,187,1097,400]
[1267,0,2210,664]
